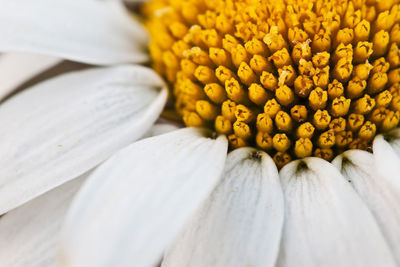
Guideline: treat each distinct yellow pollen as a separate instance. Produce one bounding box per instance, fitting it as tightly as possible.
[348,113,365,131]
[225,77,247,103]
[318,130,336,148]
[256,131,273,150]
[309,87,328,110]
[294,138,313,158]
[314,148,334,161]
[221,99,237,122]
[248,83,270,105]
[195,100,218,120]
[330,117,347,132]
[294,75,314,97]
[209,48,232,67]
[264,98,281,118]
[328,79,345,99]
[228,134,247,149]
[238,62,257,85]
[330,96,351,117]
[215,66,236,84]
[250,55,274,74]
[275,111,293,132]
[235,104,254,123]
[145,0,400,168]
[233,121,252,140]
[260,71,278,91]
[195,65,217,84]
[273,152,292,169]
[276,85,295,106]
[272,133,291,152]
[256,113,274,133]
[204,83,226,104]
[215,115,232,134]
[290,105,308,122]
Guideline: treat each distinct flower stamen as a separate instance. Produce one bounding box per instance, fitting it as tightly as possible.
[144,0,400,167]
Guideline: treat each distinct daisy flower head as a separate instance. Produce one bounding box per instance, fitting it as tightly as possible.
[0,0,400,267]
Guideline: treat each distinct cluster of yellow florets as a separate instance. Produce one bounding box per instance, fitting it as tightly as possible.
[143,0,400,168]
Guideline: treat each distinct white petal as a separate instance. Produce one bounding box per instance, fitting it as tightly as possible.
[59,128,228,267]
[0,65,167,215]
[142,122,181,138]
[0,0,148,65]
[0,53,61,101]
[388,129,400,153]
[0,172,88,267]
[372,132,400,192]
[373,129,400,157]
[162,148,284,267]
[278,158,396,267]
[333,150,400,264]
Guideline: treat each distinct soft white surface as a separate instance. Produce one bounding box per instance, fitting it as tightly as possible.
[59,128,228,267]
[333,150,400,264]
[373,133,400,193]
[162,148,284,267]
[142,122,180,138]
[378,129,400,157]
[0,52,61,101]
[277,158,396,267]
[0,65,167,215]
[0,0,148,65]
[0,173,89,267]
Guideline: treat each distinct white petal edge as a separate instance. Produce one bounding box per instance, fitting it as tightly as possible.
[373,128,400,157]
[59,127,228,267]
[372,131,400,192]
[162,147,284,267]
[0,52,61,101]
[0,172,89,267]
[0,65,167,215]
[142,122,181,138]
[277,158,396,267]
[333,150,400,264]
[0,0,148,65]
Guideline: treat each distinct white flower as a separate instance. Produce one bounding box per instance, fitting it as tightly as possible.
[0,0,400,267]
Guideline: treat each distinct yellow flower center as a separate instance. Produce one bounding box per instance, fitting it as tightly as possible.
[143,0,400,168]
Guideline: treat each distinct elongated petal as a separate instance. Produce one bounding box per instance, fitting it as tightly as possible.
[59,128,228,267]
[372,131,400,192]
[333,150,400,264]
[278,158,396,267]
[0,53,61,101]
[0,172,88,267]
[162,148,284,267]
[0,0,148,65]
[0,65,167,215]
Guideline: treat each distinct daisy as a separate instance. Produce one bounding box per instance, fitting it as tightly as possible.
[1,0,400,266]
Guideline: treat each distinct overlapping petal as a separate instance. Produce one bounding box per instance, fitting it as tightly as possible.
[59,128,228,267]
[0,121,183,267]
[333,150,400,264]
[278,158,396,267]
[162,148,284,267]
[0,0,149,65]
[0,65,167,215]
[372,131,400,192]
[0,173,89,267]
[0,53,61,101]
[142,121,181,138]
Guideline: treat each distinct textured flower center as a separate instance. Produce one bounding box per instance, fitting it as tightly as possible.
[144,0,400,168]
